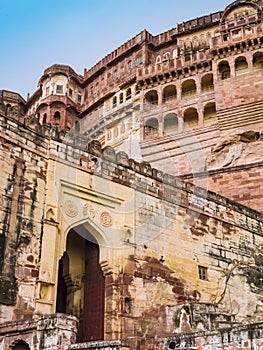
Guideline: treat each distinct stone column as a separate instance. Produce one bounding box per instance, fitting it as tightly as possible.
[36,220,59,315]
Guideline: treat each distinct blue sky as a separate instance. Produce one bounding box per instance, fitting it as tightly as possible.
[0,0,230,98]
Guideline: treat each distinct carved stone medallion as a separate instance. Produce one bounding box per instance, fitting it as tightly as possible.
[64,200,78,218]
[100,211,113,227]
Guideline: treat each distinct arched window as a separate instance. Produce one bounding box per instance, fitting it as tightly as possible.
[201,74,214,93]
[144,118,159,138]
[163,52,170,61]
[144,90,158,106]
[235,56,248,75]
[120,92,124,104]
[113,126,118,138]
[253,52,263,71]
[113,96,117,108]
[163,85,177,103]
[173,48,178,59]
[120,122,125,134]
[204,102,217,126]
[54,111,61,124]
[184,108,199,130]
[107,129,112,140]
[218,60,231,80]
[5,104,11,115]
[182,79,196,98]
[156,55,162,64]
[42,113,47,124]
[126,88,132,100]
[164,113,178,135]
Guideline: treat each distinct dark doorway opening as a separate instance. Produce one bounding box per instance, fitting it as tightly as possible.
[12,340,30,350]
[56,225,105,342]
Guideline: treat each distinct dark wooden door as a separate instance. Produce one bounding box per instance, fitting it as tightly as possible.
[83,241,105,341]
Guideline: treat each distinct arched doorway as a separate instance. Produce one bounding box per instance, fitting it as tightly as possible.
[56,224,105,342]
[12,341,30,350]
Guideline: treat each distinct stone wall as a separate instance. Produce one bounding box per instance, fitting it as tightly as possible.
[0,111,49,322]
[0,104,262,348]
[0,314,78,349]
[182,162,263,214]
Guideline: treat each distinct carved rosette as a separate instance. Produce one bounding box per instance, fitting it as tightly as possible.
[100,211,113,227]
[64,200,78,218]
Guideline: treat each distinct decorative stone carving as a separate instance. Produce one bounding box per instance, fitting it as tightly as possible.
[64,200,78,217]
[139,162,152,176]
[116,151,129,166]
[87,140,102,157]
[83,202,95,218]
[100,211,113,227]
[101,146,116,163]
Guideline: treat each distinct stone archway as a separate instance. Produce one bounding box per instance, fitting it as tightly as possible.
[56,224,105,342]
[12,341,30,350]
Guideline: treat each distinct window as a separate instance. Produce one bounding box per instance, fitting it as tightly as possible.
[68,88,73,97]
[77,93,82,103]
[136,55,143,66]
[120,93,124,104]
[42,113,47,124]
[54,111,60,124]
[113,96,117,108]
[128,60,132,70]
[45,86,50,96]
[120,67,125,75]
[198,266,208,281]
[156,55,162,64]
[56,84,63,94]
[218,61,231,80]
[126,88,132,100]
[114,69,118,78]
[90,86,93,96]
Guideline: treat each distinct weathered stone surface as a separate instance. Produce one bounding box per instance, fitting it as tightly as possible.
[206,130,263,170]
[1,0,263,348]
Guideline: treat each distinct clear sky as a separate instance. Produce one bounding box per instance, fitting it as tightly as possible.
[0,0,231,98]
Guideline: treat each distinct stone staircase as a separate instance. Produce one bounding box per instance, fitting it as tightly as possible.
[217,100,263,131]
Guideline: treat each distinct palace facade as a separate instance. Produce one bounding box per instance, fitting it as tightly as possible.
[0,0,263,349]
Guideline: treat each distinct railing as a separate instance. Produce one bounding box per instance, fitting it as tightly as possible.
[221,14,259,31]
[69,340,130,350]
[201,85,214,93]
[163,95,177,104]
[182,90,197,98]
[143,101,159,111]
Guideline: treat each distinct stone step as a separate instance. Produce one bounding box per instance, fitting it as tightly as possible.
[217,101,263,130]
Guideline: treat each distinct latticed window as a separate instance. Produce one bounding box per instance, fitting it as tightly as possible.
[198,266,208,280]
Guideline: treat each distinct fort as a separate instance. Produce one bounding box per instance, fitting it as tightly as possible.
[0,0,263,349]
